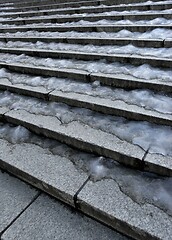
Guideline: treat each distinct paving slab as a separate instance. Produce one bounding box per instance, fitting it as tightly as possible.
[0,170,38,233]
[4,109,145,169]
[77,179,172,240]
[0,138,88,206]
[1,193,130,240]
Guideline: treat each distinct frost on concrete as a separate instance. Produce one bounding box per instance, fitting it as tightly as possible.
[1,41,172,58]
[0,91,172,156]
[0,122,171,216]
[0,17,171,28]
[20,9,172,20]
[0,53,172,82]
[1,28,172,39]
[0,67,172,115]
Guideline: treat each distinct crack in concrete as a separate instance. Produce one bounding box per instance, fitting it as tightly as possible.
[0,131,171,216]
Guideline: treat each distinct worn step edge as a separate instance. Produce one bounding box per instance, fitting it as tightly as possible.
[1,140,168,240]
[0,47,171,68]
[77,178,172,240]
[0,80,171,127]
[0,108,171,176]
[0,62,171,93]
[0,138,88,208]
[0,36,168,48]
[0,24,171,34]
[2,109,145,169]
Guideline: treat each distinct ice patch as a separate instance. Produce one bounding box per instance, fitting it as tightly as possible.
[0,91,172,156]
[1,28,172,39]
[2,40,172,58]
[0,53,171,82]
[1,68,172,114]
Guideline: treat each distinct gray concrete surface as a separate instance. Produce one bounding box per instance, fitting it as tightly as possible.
[144,153,172,177]
[0,80,171,126]
[77,179,172,240]
[50,90,172,126]
[1,12,172,25]
[0,170,38,233]
[0,0,172,239]
[1,194,130,240]
[0,139,88,206]
[0,62,171,93]
[1,1,172,19]
[0,47,171,68]
[91,72,172,93]
[0,107,9,118]
[0,24,171,34]
[0,77,50,100]
[4,109,145,168]
[0,36,167,48]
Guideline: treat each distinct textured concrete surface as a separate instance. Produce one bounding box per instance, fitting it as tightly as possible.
[1,79,170,126]
[0,139,88,206]
[0,77,50,100]
[50,90,172,126]
[0,107,9,118]
[1,194,130,240]
[0,24,171,34]
[1,12,172,26]
[164,38,172,48]
[77,179,172,240]
[4,109,145,168]
[144,153,172,177]
[91,72,172,93]
[0,170,38,233]
[0,47,171,68]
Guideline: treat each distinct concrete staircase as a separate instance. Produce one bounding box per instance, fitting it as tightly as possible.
[0,0,172,239]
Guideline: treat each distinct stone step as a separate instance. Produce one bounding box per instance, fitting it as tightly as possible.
[0,47,171,68]
[0,0,104,13]
[0,105,171,176]
[1,2,172,19]
[0,24,171,34]
[11,0,100,8]
[0,136,171,240]
[0,12,172,26]
[0,62,171,93]
[1,36,171,48]
[0,78,171,127]
[0,0,165,9]
[0,171,129,240]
